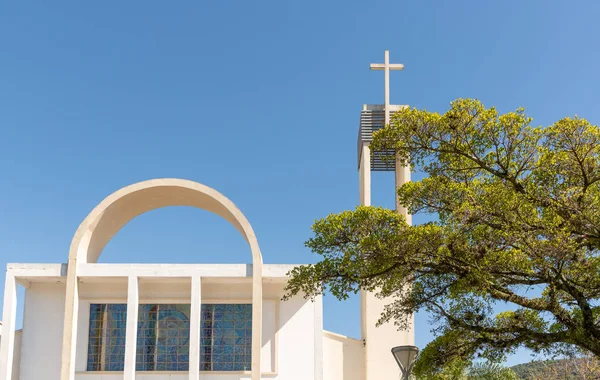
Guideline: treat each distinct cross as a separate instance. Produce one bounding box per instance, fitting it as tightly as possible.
[370,50,404,126]
[370,50,409,216]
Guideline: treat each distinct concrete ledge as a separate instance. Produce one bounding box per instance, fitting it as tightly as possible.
[7,263,300,279]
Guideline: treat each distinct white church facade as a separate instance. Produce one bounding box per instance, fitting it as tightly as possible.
[0,51,414,380]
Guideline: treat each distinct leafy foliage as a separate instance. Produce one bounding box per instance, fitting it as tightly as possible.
[284,99,600,373]
[511,356,600,379]
[466,362,520,380]
[412,360,519,379]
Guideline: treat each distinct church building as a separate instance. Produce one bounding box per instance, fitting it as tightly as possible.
[0,51,413,380]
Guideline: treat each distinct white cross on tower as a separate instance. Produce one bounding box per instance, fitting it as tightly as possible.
[370,50,404,126]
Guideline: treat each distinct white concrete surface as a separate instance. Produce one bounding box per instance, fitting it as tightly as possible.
[0,274,17,380]
[20,282,66,380]
[124,276,139,380]
[323,331,363,380]
[12,330,21,380]
[189,277,201,380]
[359,143,371,207]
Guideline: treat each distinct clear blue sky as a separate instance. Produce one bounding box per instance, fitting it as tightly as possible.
[2,1,600,367]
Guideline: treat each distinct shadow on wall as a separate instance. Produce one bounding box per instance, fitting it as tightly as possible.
[2,329,22,380]
[276,290,305,331]
[0,325,22,380]
[12,329,21,380]
[323,330,364,380]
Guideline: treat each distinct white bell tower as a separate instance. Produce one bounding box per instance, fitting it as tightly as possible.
[358,50,414,380]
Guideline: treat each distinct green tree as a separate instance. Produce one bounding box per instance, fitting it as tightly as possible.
[466,362,520,380]
[283,99,600,375]
[513,355,600,379]
[411,360,519,380]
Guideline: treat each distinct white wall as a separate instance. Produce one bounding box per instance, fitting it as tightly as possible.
[323,331,363,380]
[276,294,321,380]
[20,282,66,380]
[16,278,327,380]
[1,328,24,380]
[58,280,323,380]
[362,291,412,380]
[11,329,22,380]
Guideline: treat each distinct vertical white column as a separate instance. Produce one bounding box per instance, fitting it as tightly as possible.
[395,156,412,223]
[384,50,390,126]
[359,143,372,206]
[313,295,324,380]
[250,265,263,380]
[0,272,17,380]
[124,276,139,380]
[69,279,80,380]
[189,277,201,380]
[61,263,80,380]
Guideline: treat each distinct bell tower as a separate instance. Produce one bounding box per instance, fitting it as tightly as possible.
[358,50,414,380]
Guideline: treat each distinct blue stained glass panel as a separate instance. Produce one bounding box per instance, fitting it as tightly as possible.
[200,304,252,371]
[137,304,190,371]
[86,304,127,371]
[87,302,251,372]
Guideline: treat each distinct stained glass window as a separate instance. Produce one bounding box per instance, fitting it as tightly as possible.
[87,303,252,372]
[137,304,190,371]
[201,304,252,371]
[87,304,127,371]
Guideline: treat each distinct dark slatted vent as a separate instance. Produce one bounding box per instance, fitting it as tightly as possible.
[357,106,406,171]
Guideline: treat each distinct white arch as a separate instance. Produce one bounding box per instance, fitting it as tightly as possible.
[59,178,263,380]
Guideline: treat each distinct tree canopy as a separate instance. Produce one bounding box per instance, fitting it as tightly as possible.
[283,98,600,376]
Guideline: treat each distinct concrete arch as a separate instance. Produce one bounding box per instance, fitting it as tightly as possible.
[69,178,263,265]
[60,178,263,380]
